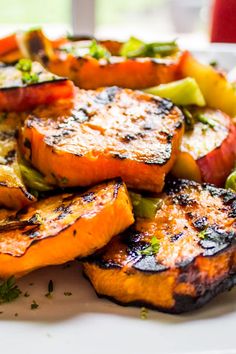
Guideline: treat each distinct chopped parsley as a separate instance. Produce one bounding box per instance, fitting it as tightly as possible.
[89,40,111,60]
[196,114,216,128]
[16,58,39,85]
[16,58,32,72]
[120,36,178,58]
[31,300,39,310]
[198,229,208,239]
[22,72,39,85]
[45,280,54,298]
[140,307,148,320]
[139,236,160,256]
[64,292,72,297]
[0,277,21,304]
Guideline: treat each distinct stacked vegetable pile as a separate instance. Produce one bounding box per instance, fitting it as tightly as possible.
[0,29,235,313]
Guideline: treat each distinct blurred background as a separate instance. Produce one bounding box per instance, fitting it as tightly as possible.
[0,0,234,48]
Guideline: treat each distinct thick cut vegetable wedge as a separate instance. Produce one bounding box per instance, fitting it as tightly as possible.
[84,179,236,314]
[179,51,236,117]
[0,179,134,278]
[144,78,206,106]
[21,86,184,193]
[172,109,236,186]
[48,52,183,89]
[0,112,35,209]
[0,61,75,111]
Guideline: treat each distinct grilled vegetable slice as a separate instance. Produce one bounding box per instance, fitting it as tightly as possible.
[48,48,183,89]
[21,86,184,193]
[84,179,236,314]
[0,179,134,278]
[172,108,236,186]
[144,78,206,106]
[0,112,35,209]
[179,51,236,117]
[0,60,75,112]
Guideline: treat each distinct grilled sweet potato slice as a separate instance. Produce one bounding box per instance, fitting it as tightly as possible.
[172,108,236,186]
[0,61,75,112]
[21,86,184,193]
[84,179,236,313]
[0,179,133,278]
[47,51,183,90]
[0,112,35,209]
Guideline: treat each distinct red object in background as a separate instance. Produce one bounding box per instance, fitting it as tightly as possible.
[211,0,236,43]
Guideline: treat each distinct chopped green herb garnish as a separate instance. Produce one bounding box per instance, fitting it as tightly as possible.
[196,114,216,128]
[140,307,148,320]
[16,58,32,72]
[22,72,39,85]
[0,277,21,304]
[209,60,218,68]
[64,292,72,296]
[198,230,207,239]
[182,107,194,131]
[89,40,111,60]
[139,236,160,256]
[31,300,39,310]
[129,192,163,219]
[120,36,178,58]
[45,280,54,298]
[24,291,30,298]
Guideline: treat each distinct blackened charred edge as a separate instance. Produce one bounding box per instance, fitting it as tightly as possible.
[0,183,35,201]
[0,78,68,91]
[193,217,208,231]
[113,153,128,160]
[143,143,172,166]
[4,149,16,164]
[83,270,236,314]
[113,177,123,199]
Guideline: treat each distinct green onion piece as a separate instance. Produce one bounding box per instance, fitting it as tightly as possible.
[22,72,39,84]
[120,36,178,58]
[182,107,195,131]
[225,168,236,192]
[120,36,144,57]
[144,78,206,106]
[16,58,32,72]
[89,39,111,60]
[19,160,53,192]
[129,192,163,219]
[195,114,216,128]
[139,236,160,256]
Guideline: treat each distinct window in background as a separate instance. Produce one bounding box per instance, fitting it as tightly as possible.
[95,0,210,46]
[0,0,71,37]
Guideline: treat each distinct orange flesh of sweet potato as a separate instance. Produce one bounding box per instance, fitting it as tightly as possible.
[47,53,183,90]
[84,179,236,313]
[21,87,184,193]
[0,62,75,112]
[0,179,134,278]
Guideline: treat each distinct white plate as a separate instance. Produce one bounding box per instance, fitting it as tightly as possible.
[0,261,236,354]
[1,48,236,354]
